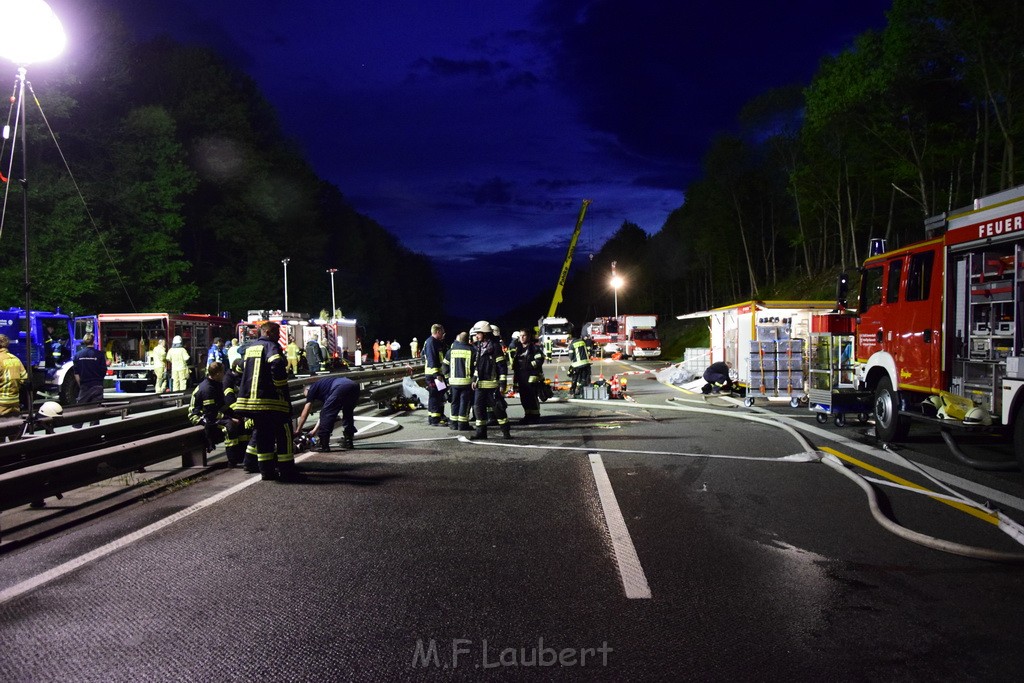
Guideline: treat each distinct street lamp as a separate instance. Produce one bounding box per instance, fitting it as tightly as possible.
[326,268,338,321]
[0,0,66,427]
[610,263,624,319]
[281,258,290,311]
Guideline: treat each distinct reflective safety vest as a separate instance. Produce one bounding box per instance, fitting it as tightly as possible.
[514,341,545,383]
[423,335,445,376]
[443,341,475,387]
[0,349,27,410]
[473,337,507,389]
[188,377,225,425]
[234,337,290,414]
[570,339,591,368]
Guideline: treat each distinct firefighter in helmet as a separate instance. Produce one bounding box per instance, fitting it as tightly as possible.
[470,321,510,440]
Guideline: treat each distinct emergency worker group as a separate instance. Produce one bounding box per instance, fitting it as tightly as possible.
[181,319,596,483]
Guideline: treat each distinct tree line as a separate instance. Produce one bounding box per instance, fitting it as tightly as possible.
[3,1,1018,343]
[0,2,443,341]
[526,0,1024,329]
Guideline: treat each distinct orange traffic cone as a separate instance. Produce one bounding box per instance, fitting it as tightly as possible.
[610,375,620,398]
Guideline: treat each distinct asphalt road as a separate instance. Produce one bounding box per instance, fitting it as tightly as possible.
[1,358,1023,681]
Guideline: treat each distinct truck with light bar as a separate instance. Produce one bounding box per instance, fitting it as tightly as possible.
[854,184,1024,468]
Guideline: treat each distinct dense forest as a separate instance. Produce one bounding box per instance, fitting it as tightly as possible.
[2,1,1021,345]
[0,2,443,341]
[524,0,1024,331]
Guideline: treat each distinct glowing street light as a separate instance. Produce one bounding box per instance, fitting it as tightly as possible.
[610,262,624,319]
[281,258,290,311]
[326,268,338,320]
[0,0,66,428]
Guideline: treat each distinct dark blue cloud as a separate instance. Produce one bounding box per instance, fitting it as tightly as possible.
[87,0,891,318]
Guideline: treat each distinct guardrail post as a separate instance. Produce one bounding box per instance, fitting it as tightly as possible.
[181,442,208,468]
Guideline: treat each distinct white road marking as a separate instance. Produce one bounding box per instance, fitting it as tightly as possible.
[0,470,267,606]
[0,431,359,606]
[588,453,652,599]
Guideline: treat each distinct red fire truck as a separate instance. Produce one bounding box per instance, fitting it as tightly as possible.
[70,312,233,395]
[855,185,1024,467]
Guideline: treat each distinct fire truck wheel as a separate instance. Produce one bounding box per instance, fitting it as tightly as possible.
[59,374,78,406]
[874,375,910,442]
[1013,407,1024,472]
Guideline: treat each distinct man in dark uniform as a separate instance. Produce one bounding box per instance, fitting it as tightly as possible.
[305,336,324,375]
[222,357,252,468]
[470,321,510,440]
[234,322,298,481]
[422,323,449,426]
[442,331,475,431]
[512,328,545,424]
[188,361,228,453]
[568,334,592,398]
[72,332,106,428]
[701,361,734,394]
[294,376,360,451]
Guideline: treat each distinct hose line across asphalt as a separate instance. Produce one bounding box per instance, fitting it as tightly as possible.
[541,395,1024,563]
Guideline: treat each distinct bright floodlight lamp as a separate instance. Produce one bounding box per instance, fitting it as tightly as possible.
[0,0,66,65]
[0,0,65,433]
[610,274,624,319]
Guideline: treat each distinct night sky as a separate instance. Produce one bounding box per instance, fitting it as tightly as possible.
[57,1,891,318]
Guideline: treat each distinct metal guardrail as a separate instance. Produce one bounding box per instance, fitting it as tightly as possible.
[0,427,209,513]
[0,362,425,521]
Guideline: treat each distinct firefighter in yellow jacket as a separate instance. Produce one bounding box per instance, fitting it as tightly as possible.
[0,334,27,417]
[285,336,302,377]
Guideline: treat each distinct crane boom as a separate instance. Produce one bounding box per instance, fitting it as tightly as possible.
[546,199,591,318]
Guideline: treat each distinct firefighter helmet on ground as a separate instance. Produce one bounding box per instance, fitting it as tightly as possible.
[38,401,62,418]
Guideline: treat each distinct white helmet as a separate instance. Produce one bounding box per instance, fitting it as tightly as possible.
[921,395,943,417]
[511,330,521,340]
[471,320,491,335]
[490,324,501,337]
[38,401,63,418]
[963,407,993,426]
[172,335,182,345]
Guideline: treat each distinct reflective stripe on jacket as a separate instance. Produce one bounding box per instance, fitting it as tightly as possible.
[234,338,290,414]
[443,341,475,387]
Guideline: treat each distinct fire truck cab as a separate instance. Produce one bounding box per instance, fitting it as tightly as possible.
[856,185,1024,467]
